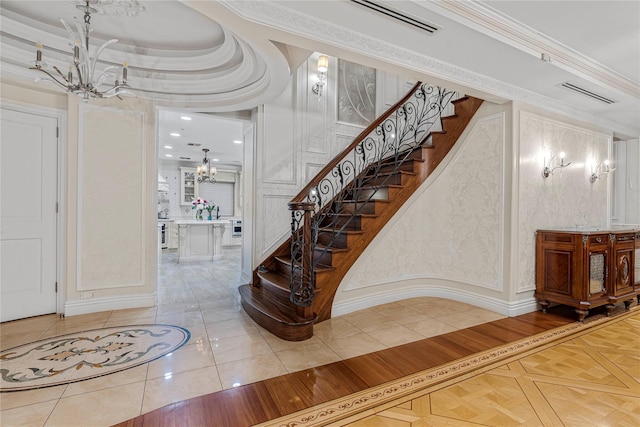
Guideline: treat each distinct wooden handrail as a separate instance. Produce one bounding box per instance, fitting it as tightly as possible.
[289,81,422,205]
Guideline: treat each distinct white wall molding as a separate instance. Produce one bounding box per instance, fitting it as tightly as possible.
[333,280,537,318]
[219,0,637,137]
[64,293,157,317]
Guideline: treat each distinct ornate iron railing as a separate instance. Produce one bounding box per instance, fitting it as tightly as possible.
[288,82,458,307]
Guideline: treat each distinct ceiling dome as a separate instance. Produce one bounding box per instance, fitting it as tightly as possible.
[0,0,291,110]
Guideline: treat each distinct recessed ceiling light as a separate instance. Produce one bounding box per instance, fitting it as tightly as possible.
[233,140,242,144]
[165,154,173,157]
[180,116,192,121]
[212,158,219,162]
[164,145,173,149]
[170,132,180,137]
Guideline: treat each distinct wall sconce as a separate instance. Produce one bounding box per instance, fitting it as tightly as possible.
[311,55,329,100]
[542,151,571,178]
[589,159,615,183]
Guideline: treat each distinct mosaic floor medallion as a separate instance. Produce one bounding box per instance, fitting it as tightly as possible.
[0,324,190,392]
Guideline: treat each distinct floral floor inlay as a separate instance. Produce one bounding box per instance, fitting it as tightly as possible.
[0,324,190,392]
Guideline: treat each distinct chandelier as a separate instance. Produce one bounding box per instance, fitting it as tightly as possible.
[29,0,144,101]
[197,149,217,183]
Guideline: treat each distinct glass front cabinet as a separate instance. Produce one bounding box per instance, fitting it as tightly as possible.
[180,167,198,205]
[535,228,638,321]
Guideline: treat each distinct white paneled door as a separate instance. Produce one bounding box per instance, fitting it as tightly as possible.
[1,108,58,322]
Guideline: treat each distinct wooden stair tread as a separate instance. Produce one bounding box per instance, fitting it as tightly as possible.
[238,285,314,326]
[318,228,364,235]
[275,256,335,273]
[314,244,349,253]
[258,270,290,290]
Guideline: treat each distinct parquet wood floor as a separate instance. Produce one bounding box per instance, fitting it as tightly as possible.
[282,308,639,427]
[113,304,632,427]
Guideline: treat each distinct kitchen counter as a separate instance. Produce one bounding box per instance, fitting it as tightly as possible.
[175,221,226,262]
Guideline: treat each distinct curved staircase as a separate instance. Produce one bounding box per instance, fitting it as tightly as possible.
[239,82,483,341]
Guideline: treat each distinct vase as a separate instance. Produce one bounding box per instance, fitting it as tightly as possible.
[196,210,203,221]
[207,212,212,220]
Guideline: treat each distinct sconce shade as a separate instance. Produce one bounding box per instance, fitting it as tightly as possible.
[317,55,329,73]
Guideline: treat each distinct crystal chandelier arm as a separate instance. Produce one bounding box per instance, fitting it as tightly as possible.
[29,67,71,90]
[94,65,120,86]
[51,65,69,83]
[90,39,119,83]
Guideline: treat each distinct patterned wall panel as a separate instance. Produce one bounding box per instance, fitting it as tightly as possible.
[517,111,610,293]
[341,113,505,292]
[78,106,145,290]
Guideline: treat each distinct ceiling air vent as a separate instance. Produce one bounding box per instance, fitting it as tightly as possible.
[350,0,440,34]
[179,157,191,160]
[558,82,616,104]
[187,143,201,147]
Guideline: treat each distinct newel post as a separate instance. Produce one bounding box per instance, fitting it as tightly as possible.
[288,202,316,307]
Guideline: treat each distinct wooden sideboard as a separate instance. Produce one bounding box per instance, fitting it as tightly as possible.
[535,227,639,321]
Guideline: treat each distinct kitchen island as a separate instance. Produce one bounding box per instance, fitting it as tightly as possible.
[175,220,227,262]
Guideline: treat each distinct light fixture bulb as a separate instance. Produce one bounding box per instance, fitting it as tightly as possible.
[317,55,329,73]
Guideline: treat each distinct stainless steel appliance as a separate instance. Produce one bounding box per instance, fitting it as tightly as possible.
[232,220,242,237]
[160,223,168,249]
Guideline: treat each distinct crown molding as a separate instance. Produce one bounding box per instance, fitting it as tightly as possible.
[427,0,639,99]
[219,0,638,136]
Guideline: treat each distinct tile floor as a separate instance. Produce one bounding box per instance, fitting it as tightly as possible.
[0,248,505,427]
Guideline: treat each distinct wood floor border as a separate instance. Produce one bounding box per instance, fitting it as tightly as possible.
[113,305,633,427]
[257,307,639,427]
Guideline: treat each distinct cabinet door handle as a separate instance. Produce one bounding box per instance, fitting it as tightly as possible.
[595,237,602,243]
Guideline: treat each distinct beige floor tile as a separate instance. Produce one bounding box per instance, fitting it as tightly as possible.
[104,315,157,328]
[39,321,110,339]
[155,310,205,328]
[343,311,395,331]
[201,305,247,323]
[204,317,259,340]
[0,384,67,411]
[216,353,288,389]
[404,318,459,338]
[0,314,59,336]
[181,324,210,344]
[275,342,342,372]
[105,307,157,324]
[311,318,362,342]
[62,364,148,397]
[439,309,505,329]
[211,333,273,364]
[141,366,223,415]
[0,400,58,427]
[156,302,200,316]
[261,331,325,353]
[365,325,425,347]
[323,333,387,359]
[0,331,47,351]
[44,381,145,427]
[147,342,216,379]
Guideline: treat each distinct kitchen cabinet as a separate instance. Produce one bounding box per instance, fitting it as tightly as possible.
[222,220,242,247]
[535,227,638,321]
[180,167,198,205]
[168,222,179,249]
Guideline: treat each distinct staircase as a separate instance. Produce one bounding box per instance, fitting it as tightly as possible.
[239,82,483,341]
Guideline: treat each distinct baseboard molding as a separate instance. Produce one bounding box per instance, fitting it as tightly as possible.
[332,283,537,318]
[64,293,157,317]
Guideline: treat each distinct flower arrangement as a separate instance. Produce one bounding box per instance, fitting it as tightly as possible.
[192,197,216,220]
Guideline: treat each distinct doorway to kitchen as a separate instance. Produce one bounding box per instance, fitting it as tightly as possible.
[155,109,249,309]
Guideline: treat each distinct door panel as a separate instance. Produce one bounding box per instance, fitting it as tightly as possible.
[1,108,58,322]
